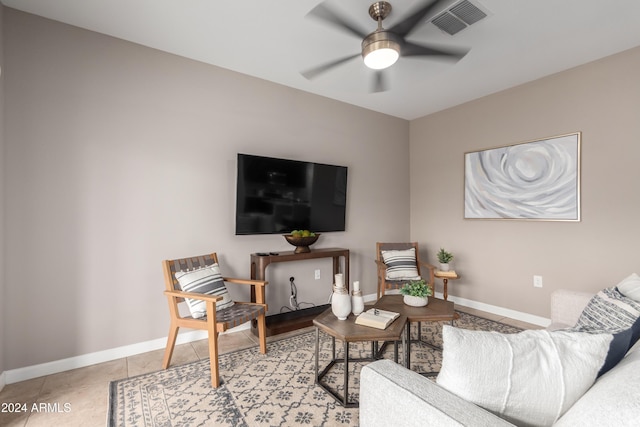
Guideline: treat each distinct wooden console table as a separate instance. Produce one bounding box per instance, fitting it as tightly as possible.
[250,247,350,336]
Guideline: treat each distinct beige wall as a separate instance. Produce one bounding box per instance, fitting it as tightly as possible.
[0,3,6,378]
[3,9,410,370]
[410,46,640,317]
[4,6,640,375]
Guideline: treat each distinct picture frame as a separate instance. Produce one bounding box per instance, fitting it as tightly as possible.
[464,132,581,221]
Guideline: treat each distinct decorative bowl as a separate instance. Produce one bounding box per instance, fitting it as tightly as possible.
[283,234,320,253]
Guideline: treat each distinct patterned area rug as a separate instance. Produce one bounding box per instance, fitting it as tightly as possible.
[108,312,522,427]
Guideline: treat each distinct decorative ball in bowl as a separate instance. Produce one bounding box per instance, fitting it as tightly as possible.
[283,231,320,254]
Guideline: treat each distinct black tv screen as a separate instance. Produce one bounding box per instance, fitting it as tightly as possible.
[235,154,348,235]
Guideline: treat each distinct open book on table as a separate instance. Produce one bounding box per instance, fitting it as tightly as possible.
[355,308,400,330]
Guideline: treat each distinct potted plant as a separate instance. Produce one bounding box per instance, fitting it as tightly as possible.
[400,279,433,307]
[437,248,454,271]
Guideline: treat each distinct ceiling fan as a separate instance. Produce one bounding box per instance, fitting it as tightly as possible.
[301,0,470,92]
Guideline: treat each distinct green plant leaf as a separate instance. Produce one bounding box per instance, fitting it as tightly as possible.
[399,279,433,297]
[437,248,454,263]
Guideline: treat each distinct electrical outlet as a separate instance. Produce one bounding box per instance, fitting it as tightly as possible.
[533,275,543,288]
[315,269,321,280]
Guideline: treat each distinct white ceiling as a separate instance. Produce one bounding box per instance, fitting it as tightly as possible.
[3,0,640,120]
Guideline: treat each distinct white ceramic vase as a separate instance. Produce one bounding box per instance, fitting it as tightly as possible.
[403,295,428,307]
[331,285,351,320]
[351,290,365,316]
[439,263,450,271]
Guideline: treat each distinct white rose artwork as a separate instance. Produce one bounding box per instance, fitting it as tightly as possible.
[464,132,581,221]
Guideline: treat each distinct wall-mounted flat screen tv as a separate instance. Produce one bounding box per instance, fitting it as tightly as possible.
[235,154,348,235]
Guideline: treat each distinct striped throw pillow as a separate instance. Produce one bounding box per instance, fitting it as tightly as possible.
[575,287,640,332]
[569,287,640,376]
[381,248,421,281]
[174,264,235,318]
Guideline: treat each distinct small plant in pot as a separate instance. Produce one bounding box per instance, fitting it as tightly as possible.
[437,248,454,271]
[400,279,433,307]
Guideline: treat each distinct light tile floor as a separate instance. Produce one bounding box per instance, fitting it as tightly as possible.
[0,306,540,427]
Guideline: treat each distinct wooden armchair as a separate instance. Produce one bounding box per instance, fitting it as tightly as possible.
[162,252,268,387]
[375,242,436,300]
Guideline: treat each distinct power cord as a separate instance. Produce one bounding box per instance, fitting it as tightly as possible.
[280,276,315,312]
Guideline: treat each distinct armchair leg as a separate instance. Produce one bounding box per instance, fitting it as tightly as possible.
[162,323,179,369]
[257,313,267,354]
[208,328,220,388]
[206,301,221,388]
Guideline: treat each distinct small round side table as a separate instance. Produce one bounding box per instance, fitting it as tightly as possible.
[434,270,459,301]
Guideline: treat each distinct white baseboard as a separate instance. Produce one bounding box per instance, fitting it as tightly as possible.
[443,293,551,327]
[371,290,551,327]
[4,323,249,385]
[4,295,549,385]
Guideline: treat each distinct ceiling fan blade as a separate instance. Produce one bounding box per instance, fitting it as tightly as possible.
[371,71,388,93]
[306,3,369,39]
[389,0,446,38]
[401,41,469,60]
[301,53,361,80]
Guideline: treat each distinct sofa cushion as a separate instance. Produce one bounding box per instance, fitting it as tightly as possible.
[437,326,612,427]
[616,273,640,302]
[174,264,234,318]
[381,248,421,281]
[555,341,640,426]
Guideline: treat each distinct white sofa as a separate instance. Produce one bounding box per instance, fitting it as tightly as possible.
[360,290,640,426]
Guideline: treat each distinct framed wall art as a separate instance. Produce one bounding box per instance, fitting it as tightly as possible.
[464,132,581,221]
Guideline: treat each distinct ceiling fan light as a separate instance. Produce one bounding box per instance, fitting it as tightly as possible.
[364,47,399,70]
[362,32,400,70]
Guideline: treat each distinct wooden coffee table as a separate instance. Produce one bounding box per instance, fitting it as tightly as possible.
[313,307,407,407]
[373,295,458,372]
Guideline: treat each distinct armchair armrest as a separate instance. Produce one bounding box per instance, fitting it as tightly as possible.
[223,277,268,288]
[420,261,437,278]
[419,262,436,294]
[164,289,222,303]
[223,277,268,305]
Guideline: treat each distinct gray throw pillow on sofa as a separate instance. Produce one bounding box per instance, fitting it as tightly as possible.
[575,287,640,332]
[567,286,640,376]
